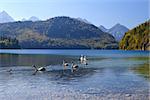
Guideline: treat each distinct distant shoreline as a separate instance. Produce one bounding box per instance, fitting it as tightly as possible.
[0,47,119,50]
[0,48,149,51]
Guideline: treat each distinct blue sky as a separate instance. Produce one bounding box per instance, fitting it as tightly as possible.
[0,0,149,29]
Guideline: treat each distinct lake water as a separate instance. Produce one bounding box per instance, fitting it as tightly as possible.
[0,49,149,100]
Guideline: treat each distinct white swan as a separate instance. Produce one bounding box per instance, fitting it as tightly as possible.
[71,62,79,72]
[80,55,84,62]
[84,56,87,61]
[80,55,88,65]
[32,65,46,71]
[63,60,69,69]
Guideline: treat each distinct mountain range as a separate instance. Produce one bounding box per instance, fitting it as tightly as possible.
[0,16,118,49]
[0,11,148,50]
[0,11,40,23]
[0,10,128,42]
[99,24,129,41]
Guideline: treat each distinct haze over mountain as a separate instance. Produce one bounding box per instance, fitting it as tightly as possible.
[0,16,118,49]
[21,18,27,21]
[99,24,129,41]
[0,11,14,23]
[22,16,40,22]
[76,17,91,24]
[28,16,40,22]
[99,25,108,32]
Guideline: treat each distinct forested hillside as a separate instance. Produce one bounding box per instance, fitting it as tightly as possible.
[119,21,149,50]
[0,36,20,49]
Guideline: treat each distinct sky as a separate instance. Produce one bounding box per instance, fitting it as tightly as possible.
[0,0,149,29]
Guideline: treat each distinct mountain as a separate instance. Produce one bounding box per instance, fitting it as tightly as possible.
[0,11,14,23]
[108,23,129,41]
[28,16,40,22]
[99,24,129,41]
[0,16,118,49]
[119,20,149,51]
[99,25,108,32]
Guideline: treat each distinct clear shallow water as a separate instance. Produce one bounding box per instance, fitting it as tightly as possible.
[0,50,149,100]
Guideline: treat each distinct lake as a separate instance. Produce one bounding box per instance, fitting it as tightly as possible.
[0,49,149,100]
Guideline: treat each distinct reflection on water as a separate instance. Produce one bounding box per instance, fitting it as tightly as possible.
[131,63,150,80]
[0,54,78,67]
[0,50,149,100]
